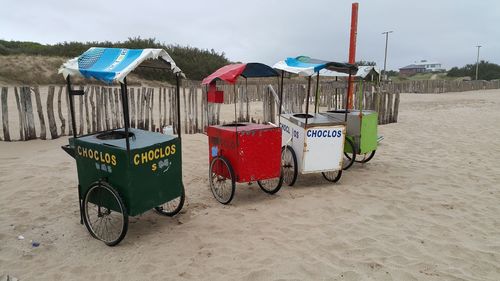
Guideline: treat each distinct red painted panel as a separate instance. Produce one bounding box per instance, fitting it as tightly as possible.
[207,123,281,183]
[207,89,224,103]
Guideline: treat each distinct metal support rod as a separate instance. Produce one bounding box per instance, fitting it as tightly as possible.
[278,70,284,125]
[66,76,78,138]
[206,84,209,130]
[233,84,237,123]
[345,73,352,122]
[347,2,359,110]
[314,72,320,113]
[305,75,312,127]
[234,83,238,150]
[176,74,182,138]
[335,76,338,109]
[475,45,482,80]
[120,78,131,152]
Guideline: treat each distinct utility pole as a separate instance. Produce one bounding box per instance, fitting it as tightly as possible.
[382,31,393,81]
[475,45,481,80]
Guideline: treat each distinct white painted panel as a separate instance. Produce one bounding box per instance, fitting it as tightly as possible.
[303,125,345,173]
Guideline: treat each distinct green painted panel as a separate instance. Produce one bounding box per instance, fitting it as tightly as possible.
[359,112,378,154]
[71,129,183,216]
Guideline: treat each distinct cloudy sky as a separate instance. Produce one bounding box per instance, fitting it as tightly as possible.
[1,0,498,70]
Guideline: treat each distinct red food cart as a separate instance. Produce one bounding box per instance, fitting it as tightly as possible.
[202,63,283,204]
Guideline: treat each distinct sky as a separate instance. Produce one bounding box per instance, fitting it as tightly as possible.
[1,0,498,71]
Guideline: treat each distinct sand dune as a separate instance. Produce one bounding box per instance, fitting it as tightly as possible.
[1,90,500,280]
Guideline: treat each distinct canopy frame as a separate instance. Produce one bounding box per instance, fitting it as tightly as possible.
[274,56,358,125]
[63,48,184,153]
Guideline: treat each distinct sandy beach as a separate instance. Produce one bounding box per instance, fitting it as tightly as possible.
[1,89,500,280]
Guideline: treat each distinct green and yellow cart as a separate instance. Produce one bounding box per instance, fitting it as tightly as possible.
[59,48,185,246]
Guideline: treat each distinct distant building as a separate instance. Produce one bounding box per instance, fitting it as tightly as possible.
[399,60,445,75]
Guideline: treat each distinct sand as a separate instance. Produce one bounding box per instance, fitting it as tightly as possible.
[1,89,500,280]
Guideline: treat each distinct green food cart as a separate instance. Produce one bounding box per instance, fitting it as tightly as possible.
[59,48,185,246]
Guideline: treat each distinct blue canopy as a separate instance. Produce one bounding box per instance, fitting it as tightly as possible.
[59,48,183,84]
[273,56,357,76]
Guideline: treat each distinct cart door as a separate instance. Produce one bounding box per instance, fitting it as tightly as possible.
[302,126,345,173]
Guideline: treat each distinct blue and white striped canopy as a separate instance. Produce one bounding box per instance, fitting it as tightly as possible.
[59,48,183,84]
[273,56,357,76]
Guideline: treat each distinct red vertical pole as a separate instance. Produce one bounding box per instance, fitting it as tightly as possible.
[347,2,358,109]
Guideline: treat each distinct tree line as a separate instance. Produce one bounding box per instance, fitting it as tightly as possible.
[0,37,230,82]
[447,61,500,81]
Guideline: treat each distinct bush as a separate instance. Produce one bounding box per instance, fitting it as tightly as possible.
[0,37,230,82]
[447,61,500,81]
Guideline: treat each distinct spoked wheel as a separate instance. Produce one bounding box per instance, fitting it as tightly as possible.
[257,173,283,194]
[281,145,298,186]
[322,169,343,183]
[354,150,376,163]
[209,156,235,204]
[154,184,185,217]
[342,138,357,170]
[82,181,128,246]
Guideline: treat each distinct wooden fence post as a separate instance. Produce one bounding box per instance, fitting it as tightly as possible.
[392,93,400,123]
[14,87,25,140]
[33,86,47,140]
[1,87,10,141]
[84,86,91,134]
[130,88,136,128]
[21,86,36,140]
[78,86,85,135]
[45,86,58,139]
[57,86,66,136]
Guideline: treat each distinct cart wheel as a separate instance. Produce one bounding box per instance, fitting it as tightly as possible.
[355,150,376,163]
[342,138,356,170]
[322,169,342,183]
[209,156,235,204]
[281,145,298,186]
[257,173,283,194]
[154,184,185,217]
[82,181,128,246]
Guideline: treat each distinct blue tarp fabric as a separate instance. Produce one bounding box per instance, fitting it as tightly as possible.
[59,47,183,84]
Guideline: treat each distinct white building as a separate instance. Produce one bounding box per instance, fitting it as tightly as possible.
[412,60,445,72]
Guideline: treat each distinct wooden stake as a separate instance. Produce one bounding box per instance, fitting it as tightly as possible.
[33,86,47,140]
[1,87,10,141]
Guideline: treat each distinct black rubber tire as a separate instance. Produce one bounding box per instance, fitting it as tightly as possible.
[342,138,357,170]
[322,169,343,183]
[355,150,376,163]
[209,156,236,204]
[281,145,298,186]
[257,172,283,194]
[82,181,128,247]
[154,184,185,217]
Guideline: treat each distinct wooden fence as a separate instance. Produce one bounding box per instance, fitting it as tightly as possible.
[0,80,400,141]
[381,79,500,94]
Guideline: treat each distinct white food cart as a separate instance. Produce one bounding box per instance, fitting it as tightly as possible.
[274,56,358,185]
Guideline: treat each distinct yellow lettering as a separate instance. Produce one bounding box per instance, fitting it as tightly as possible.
[151,163,157,172]
[160,147,165,158]
[94,150,99,161]
[104,153,111,164]
[154,148,160,159]
[77,146,82,156]
[141,152,148,164]
[165,146,171,156]
[148,150,154,161]
[171,144,176,155]
[82,147,87,157]
[88,150,93,159]
[111,155,117,166]
[133,154,140,165]
[99,151,105,162]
